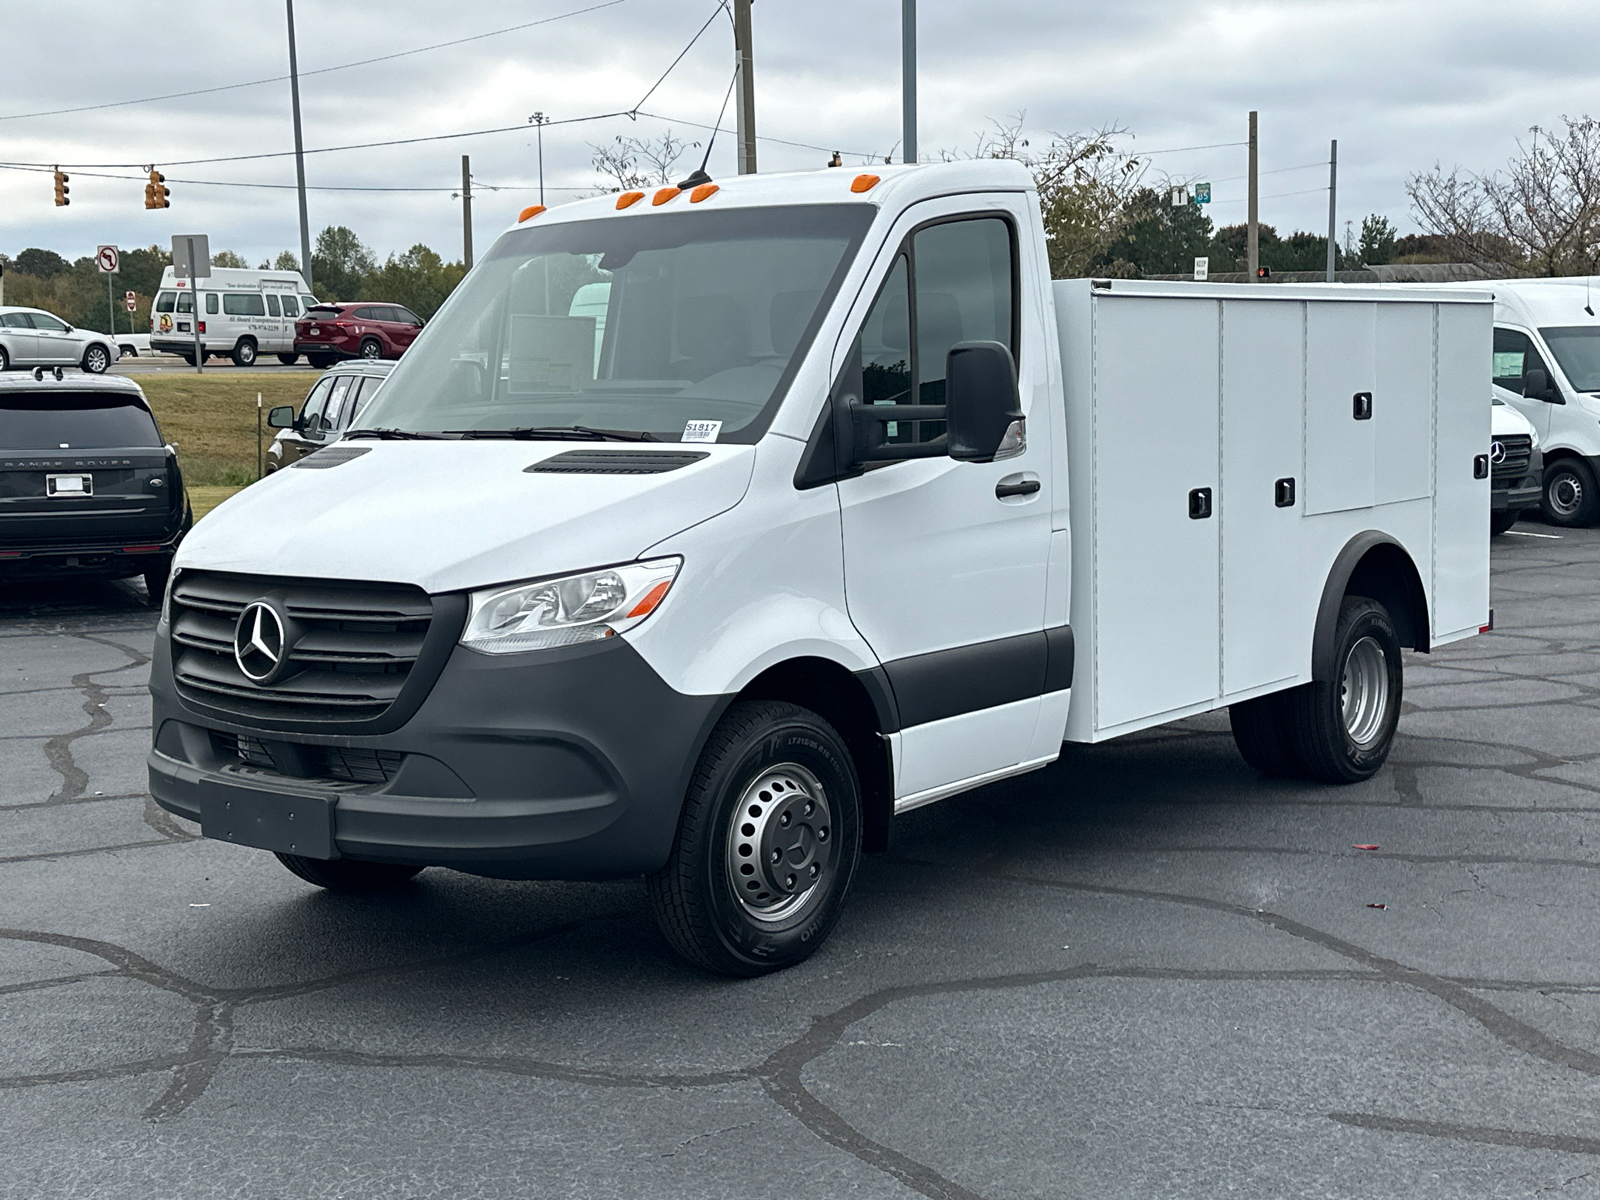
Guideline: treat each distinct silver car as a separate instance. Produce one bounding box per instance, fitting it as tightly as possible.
[0,306,120,374]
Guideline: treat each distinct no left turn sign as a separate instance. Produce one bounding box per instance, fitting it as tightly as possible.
[96,245,120,274]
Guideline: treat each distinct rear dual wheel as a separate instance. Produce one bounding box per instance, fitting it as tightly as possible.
[1230,596,1403,783]
[647,701,861,977]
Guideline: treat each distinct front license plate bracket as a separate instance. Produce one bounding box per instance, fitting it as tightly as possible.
[201,788,338,859]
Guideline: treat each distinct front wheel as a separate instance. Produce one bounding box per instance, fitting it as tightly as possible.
[276,853,423,892]
[646,701,862,977]
[82,344,110,374]
[1286,596,1404,783]
[1542,458,1600,527]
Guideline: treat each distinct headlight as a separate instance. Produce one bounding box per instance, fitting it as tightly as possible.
[461,558,681,655]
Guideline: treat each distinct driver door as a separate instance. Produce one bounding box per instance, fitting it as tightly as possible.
[1493,326,1554,442]
[834,200,1052,806]
[29,312,77,364]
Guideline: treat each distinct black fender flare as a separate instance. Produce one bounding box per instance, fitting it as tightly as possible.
[1312,531,1429,683]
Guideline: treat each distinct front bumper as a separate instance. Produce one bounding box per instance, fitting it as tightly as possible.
[148,630,728,880]
[1493,482,1542,514]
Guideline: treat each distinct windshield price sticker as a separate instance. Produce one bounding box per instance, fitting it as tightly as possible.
[682,420,722,443]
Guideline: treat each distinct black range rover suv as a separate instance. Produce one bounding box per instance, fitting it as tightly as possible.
[0,373,191,599]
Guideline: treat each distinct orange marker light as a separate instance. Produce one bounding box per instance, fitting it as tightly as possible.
[652,187,681,206]
[851,174,880,193]
[689,183,720,203]
[517,205,547,222]
[626,580,673,619]
[616,191,645,210]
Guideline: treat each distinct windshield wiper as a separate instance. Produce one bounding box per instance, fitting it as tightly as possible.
[448,425,659,442]
[344,428,449,440]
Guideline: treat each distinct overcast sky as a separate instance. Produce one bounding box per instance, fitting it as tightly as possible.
[3,0,1599,269]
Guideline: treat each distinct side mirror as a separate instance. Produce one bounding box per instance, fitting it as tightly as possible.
[266,405,296,429]
[945,341,1025,462]
[1525,367,1562,403]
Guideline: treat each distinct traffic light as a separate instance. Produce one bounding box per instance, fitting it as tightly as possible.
[144,169,170,209]
[52,168,69,207]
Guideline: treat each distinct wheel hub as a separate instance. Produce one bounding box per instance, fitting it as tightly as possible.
[1340,635,1390,748]
[726,764,832,921]
[1552,474,1582,517]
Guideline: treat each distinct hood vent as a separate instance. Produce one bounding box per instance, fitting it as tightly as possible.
[292,446,372,470]
[525,449,709,475]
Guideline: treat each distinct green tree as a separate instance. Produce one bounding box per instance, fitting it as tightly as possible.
[211,250,249,269]
[311,226,377,300]
[16,247,68,278]
[363,244,466,320]
[1098,187,1215,276]
[1358,215,1397,265]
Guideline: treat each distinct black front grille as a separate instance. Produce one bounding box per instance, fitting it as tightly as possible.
[170,571,434,725]
[213,731,402,785]
[1492,433,1533,485]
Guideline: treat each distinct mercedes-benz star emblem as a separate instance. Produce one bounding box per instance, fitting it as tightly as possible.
[1489,440,1507,465]
[234,601,287,684]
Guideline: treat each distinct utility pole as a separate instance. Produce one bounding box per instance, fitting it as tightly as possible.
[733,0,756,174]
[902,0,917,164]
[1326,139,1338,282]
[286,0,312,293]
[1247,111,1259,282]
[461,155,474,271]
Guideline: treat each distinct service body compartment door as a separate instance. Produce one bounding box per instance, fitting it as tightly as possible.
[1092,296,1220,729]
[1304,302,1376,515]
[1220,300,1306,695]
[1434,301,1492,636]
[1373,302,1435,505]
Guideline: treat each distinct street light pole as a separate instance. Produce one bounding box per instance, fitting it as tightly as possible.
[902,0,917,164]
[285,0,313,292]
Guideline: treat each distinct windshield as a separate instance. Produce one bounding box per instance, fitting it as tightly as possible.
[1,395,162,450]
[1541,326,1600,392]
[356,204,875,442]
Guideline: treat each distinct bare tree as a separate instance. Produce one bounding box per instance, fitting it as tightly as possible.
[590,130,699,193]
[1408,116,1600,276]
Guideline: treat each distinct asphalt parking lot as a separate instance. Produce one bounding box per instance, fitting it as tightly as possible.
[5,527,1600,1199]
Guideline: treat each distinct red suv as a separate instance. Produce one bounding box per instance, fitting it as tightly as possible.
[294,302,424,367]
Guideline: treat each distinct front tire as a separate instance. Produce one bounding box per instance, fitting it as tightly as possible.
[231,338,258,368]
[276,853,423,892]
[646,701,862,977]
[1286,596,1404,783]
[82,344,110,374]
[1490,510,1519,537]
[1542,458,1600,527]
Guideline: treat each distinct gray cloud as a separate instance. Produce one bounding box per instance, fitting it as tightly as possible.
[3,0,1598,266]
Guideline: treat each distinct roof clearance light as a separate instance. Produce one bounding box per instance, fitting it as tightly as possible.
[518,205,547,222]
[652,187,681,207]
[689,183,720,203]
[851,174,881,193]
[616,191,645,210]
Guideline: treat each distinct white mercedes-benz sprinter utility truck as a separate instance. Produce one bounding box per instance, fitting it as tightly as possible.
[148,160,1491,975]
[151,266,316,367]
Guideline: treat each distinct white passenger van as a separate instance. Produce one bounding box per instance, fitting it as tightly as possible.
[148,161,1491,975]
[1434,277,1600,525]
[151,267,317,367]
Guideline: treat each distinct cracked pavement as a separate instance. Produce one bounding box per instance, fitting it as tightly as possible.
[6,530,1600,1199]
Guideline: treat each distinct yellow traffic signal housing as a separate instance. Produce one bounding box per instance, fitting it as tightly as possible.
[53,169,69,207]
[145,169,169,209]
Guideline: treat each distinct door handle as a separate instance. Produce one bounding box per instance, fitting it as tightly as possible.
[996,477,1041,499]
[1189,487,1213,519]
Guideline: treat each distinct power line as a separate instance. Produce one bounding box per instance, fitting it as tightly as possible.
[635,110,878,159]
[0,1,728,172]
[0,0,631,122]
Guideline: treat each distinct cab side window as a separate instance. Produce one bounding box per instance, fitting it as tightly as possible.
[1493,327,1550,395]
[299,376,335,434]
[30,313,67,332]
[282,295,301,319]
[265,294,281,318]
[834,215,1017,448]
